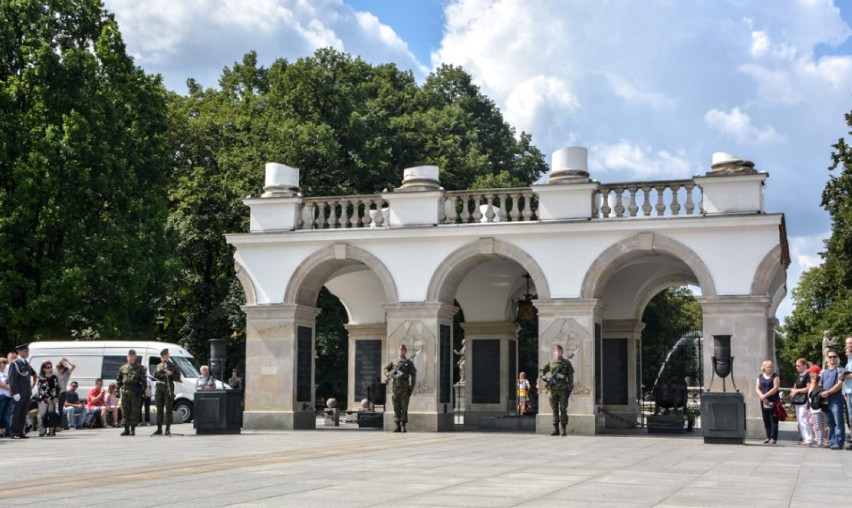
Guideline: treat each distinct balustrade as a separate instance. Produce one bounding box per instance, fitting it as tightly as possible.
[594,180,701,219]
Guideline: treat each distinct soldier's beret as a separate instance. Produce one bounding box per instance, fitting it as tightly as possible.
[398,344,407,350]
[15,343,29,351]
[160,348,169,356]
[128,349,136,355]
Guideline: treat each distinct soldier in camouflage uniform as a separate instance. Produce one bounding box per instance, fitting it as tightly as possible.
[384,344,417,433]
[116,349,146,436]
[539,344,574,436]
[152,348,181,436]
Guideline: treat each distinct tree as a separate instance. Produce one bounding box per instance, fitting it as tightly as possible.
[781,109,852,366]
[640,287,703,391]
[0,0,172,351]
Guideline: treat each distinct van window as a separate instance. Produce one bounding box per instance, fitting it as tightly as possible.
[101,356,125,380]
[149,356,200,378]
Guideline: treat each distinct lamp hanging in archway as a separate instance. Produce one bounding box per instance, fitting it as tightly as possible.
[514,273,537,323]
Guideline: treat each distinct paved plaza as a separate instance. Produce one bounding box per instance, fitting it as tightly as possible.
[2,420,851,507]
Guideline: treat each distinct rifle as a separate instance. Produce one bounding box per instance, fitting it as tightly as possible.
[386,350,421,383]
[541,347,579,390]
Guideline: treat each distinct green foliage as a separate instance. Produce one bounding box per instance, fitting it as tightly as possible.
[781,109,852,366]
[640,287,703,390]
[0,0,172,351]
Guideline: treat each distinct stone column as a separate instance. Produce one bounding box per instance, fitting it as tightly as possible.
[383,302,457,431]
[345,323,387,410]
[535,298,602,435]
[599,319,644,429]
[698,295,772,439]
[459,321,518,427]
[242,303,320,430]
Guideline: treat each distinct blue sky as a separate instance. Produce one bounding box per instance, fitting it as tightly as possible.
[103,0,852,321]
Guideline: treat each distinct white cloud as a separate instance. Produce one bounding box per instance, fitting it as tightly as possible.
[103,0,425,91]
[704,107,783,144]
[503,75,579,136]
[589,140,695,180]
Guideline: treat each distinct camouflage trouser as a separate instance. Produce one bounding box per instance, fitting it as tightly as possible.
[391,385,411,423]
[549,390,571,425]
[154,383,175,425]
[120,390,142,426]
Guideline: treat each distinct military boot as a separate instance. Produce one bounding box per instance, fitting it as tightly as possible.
[551,424,559,436]
[164,425,171,436]
[152,425,162,436]
[402,423,407,433]
[120,425,130,436]
[393,422,401,433]
[561,423,567,436]
[130,426,136,436]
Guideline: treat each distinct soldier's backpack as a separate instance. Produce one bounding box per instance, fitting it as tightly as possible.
[81,409,103,429]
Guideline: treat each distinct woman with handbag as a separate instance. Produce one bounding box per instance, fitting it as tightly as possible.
[789,358,814,445]
[755,359,781,444]
[36,360,60,437]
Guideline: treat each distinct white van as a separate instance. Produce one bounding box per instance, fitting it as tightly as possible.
[27,341,223,423]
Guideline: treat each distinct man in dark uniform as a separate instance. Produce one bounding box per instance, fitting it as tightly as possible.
[8,344,37,439]
[539,344,574,436]
[384,344,416,433]
[152,348,181,436]
[116,349,145,436]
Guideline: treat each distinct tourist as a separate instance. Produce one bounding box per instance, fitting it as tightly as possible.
[0,357,12,437]
[103,382,119,427]
[63,381,85,429]
[789,358,814,445]
[228,369,243,391]
[54,357,75,428]
[820,350,845,449]
[196,365,216,391]
[35,360,60,437]
[807,365,827,447]
[517,372,531,415]
[755,359,780,444]
[843,337,852,448]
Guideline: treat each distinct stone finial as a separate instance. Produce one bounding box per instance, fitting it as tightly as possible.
[396,165,442,192]
[708,152,756,176]
[262,162,300,197]
[547,147,590,184]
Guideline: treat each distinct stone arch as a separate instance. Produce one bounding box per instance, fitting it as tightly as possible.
[633,274,700,321]
[750,245,786,297]
[283,243,399,306]
[233,260,257,306]
[581,232,717,299]
[426,237,550,304]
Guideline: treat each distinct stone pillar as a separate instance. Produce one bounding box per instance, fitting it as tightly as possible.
[698,295,772,439]
[345,323,387,410]
[535,298,602,435]
[242,303,320,430]
[459,321,518,427]
[383,302,457,431]
[599,319,644,429]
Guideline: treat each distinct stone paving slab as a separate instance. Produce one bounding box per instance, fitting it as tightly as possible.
[2,421,851,507]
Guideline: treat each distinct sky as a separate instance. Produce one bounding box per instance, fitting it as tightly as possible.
[102,0,852,321]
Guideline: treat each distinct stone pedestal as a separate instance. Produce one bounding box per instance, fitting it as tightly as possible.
[194,390,243,435]
[701,392,746,444]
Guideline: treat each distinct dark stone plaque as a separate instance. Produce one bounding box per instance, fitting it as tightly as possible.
[472,339,500,404]
[594,323,602,405]
[297,326,312,402]
[354,340,382,400]
[508,339,517,403]
[440,325,451,403]
[602,338,628,405]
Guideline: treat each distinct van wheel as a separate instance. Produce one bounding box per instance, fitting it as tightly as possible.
[174,400,193,423]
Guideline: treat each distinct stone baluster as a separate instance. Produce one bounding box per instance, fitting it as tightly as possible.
[670,185,681,215]
[641,186,652,216]
[614,187,625,217]
[498,194,508,222]
[627,186,639,217]
[600,189,612,218]
[655,187,666,216]
[522,190,534,220]
[684,183,696,215]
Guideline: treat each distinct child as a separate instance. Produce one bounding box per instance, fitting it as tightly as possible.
[517,372,531,415]
[807,365,826,448]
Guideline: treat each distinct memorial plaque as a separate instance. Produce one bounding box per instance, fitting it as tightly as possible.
[472,340,500,404]
[508,340,517,403]
[354,340,382,400]
[602,338,628,405]
[297,326,313,402]
[440,325,451,403]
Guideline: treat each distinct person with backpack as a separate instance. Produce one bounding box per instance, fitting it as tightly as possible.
[789,358,814,446]
[539,344,574,436]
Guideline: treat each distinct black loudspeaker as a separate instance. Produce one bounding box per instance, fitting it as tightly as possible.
[209,338,227,381]
[712,335,732,378]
